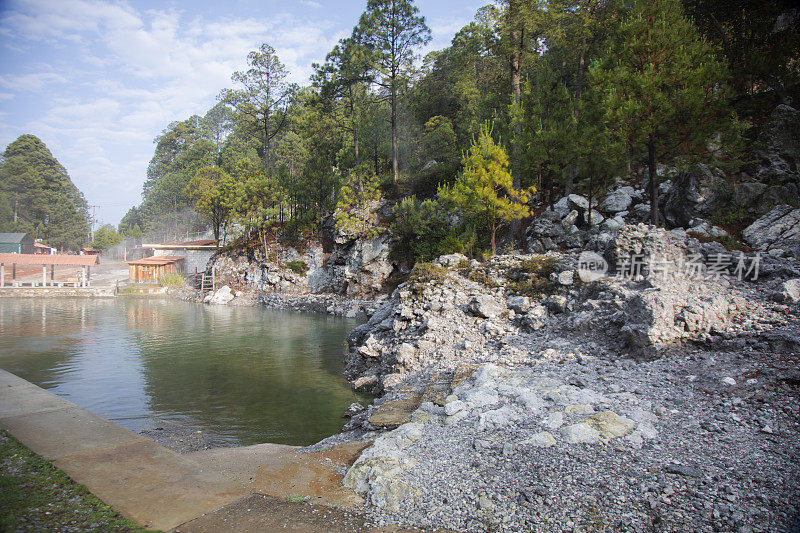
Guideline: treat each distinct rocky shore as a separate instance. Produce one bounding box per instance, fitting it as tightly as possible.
[190,214,800,532]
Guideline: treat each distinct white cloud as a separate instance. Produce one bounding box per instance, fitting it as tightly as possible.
[0,0,472,224]
[0,71,68,91]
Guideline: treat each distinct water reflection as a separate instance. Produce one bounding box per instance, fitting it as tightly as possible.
[0,298,368,446]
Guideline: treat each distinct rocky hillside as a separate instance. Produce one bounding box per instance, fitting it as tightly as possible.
[335,224,799,532]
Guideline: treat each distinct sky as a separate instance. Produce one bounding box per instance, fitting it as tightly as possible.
[0,0,485,226]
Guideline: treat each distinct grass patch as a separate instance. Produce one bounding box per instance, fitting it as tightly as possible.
[284,260,309,276]
[407,262,449,294]
[0,428,149,532]
[687,232,752,252]
[158,272,186,289]
[506,256,560,298]
[285,494,310,504]
[458,263,500,289]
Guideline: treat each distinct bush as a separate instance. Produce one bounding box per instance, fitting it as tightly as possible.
[335,164,383,238]
[390,197,478,264]
[159,272,186,289]
[285,260,309,276]
[407,262,449,293]
[507,257,559,298]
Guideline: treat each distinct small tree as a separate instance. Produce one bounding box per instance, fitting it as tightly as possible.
[592,0,741,226]
[231,160,282,259]
[187,166,235,241]
[439,125,534,255]
[334,164,382,238]
[90,224,122,251]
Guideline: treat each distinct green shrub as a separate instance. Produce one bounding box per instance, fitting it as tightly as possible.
[507,257,559,298]
[159,272,186,289]
[285,260,309,276]
[458,263,500,288]
[335,164,383,238]
[407,262,449,293]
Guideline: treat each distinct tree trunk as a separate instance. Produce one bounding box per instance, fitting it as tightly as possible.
[491,221,497,256]
[648,136,658,227]
[587,172,594,228]
[374,136,379,174]
[263,112,271,172]
[574,39,586,119]
[351,89,360,166]
[509,0,522,189]
[391,91,398,184]
[12,196,17,223]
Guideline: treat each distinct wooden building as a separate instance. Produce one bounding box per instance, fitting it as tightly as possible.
[127,256,184,282]
[0,233,35,254]
[34,242,57,254]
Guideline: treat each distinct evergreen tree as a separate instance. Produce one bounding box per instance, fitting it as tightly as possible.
[591,0,740,225]
[219,43,295,173]
[356,0,431,184]
[439,125,534,255]
[0,134,89,249]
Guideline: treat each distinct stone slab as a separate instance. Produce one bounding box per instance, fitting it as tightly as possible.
[0,406,149,460]
[53,439,247,531]
[174,493,417,533]
[0,369,68,418]
[188,441,370,509]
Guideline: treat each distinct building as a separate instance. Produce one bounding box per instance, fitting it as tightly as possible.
[127,256,185,282]
[0,233,35,254]
[33,241,57,254]
[0,252,97,287]
[140,239,218,275]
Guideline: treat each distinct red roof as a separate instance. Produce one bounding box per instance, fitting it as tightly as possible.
[127,256,185,266]
[144,239,218,248]
[0,253,98,266]
[33,242,55,249]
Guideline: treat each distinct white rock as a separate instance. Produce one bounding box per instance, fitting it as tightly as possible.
[207,285,234,305]
[444,400,468,416]
[599,189,633,213]
[562,422,602,444]
[540,411,564,430]
[557,270,575,286]
[520,432,557,448]
[477,405,521,431]
[721,377,737,386]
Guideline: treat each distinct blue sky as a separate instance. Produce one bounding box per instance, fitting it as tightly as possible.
[0,0,485,226]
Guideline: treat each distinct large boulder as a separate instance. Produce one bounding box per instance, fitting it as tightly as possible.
[742,205,800,256]
[599,189,632,213]
[759,104,800,164]
[663,164,732,228]
[205,285,234,305]
[605,225,746,357]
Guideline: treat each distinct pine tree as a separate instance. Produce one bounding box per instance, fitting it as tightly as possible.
[0,134,90,249]
[439,125,534,255]
[591,0,740,225]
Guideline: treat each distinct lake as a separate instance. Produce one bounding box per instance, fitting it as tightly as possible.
[0,298,368,447]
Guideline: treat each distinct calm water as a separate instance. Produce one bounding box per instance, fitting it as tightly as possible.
[0,298,368,447]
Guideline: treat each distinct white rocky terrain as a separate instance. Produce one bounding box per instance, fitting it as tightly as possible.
[333,223,800,532]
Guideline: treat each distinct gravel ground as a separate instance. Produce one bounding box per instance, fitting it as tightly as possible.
[356,334,800,532]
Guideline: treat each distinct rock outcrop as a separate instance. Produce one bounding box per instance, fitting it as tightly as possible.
[662,164,732,228]
[742,205,800,257]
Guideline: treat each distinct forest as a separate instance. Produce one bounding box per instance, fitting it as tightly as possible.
[5,0,795,256]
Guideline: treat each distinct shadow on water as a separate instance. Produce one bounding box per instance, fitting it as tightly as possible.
[0,298,369,446]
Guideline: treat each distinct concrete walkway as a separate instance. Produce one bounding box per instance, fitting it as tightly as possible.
[0,369,378,532]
